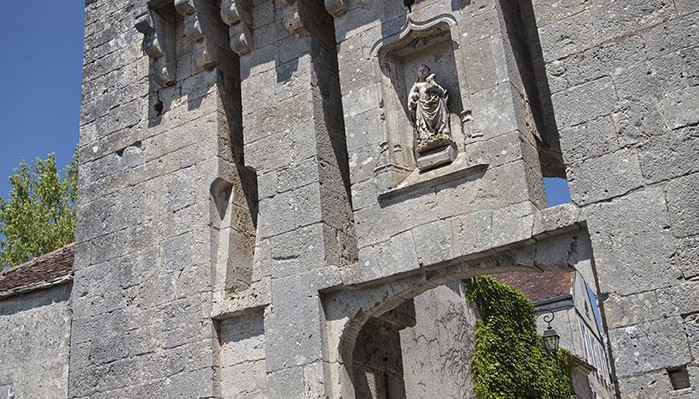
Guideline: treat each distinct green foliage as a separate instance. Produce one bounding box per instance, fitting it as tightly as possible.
[0,151,78,267]
[466,276,574,399]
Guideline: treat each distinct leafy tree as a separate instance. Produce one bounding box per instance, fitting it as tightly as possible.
[0,151,77,267]
[466,275,574,399]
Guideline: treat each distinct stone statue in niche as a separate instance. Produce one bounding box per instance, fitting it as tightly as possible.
[408,64,453,156]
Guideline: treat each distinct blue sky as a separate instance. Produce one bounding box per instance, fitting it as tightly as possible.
[0,1,85,199]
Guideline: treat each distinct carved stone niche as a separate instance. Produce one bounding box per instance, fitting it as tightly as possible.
[373,16,470,186]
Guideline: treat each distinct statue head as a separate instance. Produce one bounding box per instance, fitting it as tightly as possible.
[417,64,431,80]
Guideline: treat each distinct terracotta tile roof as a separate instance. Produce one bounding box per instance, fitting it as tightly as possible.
[0,243,74,298]
[493,270,574,303]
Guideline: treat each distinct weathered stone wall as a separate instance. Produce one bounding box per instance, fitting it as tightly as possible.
[73,0,236,396]
[71,0,697,397]
[0,284,72,399]
[532,0,699,396]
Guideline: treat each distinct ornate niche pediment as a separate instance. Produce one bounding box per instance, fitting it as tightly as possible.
[373,16,467,173]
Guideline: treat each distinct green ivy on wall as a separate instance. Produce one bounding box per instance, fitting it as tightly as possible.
[466,276,574,399]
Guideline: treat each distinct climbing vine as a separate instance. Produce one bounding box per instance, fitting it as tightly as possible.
[466,276,574,399]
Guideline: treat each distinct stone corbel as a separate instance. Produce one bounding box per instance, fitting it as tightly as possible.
[135,9,176,87]
[280,0,305,35]
[220,0,253,56]
[174,0,216,70]
[324,0,346,17]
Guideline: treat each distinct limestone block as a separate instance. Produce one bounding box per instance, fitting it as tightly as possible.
[462,38,499,93]
[344,109,383,153]
[243,92,314,144]
[251,10,287,50]
[531,203,581,238]
[559,115,618,165]
[676,0,699,14]
[267,366,305,399]
[266,275,323,371]
[614,52,687,102]
[584,188,681,296]
[180,68,218,100]
[677,236,699,279]
[240,43,276,79]
[685,313,699,361]
[217,310,268,397]
[376,230,420,277]
[290,122,320,163]
[612,98,667,148]
[537,10,597,62]
[617,369,675,399]
[274,56,312,102]
[165,368,216,398]
[275,157,320,193]
[531,0,589,27]
[659,85,699,130]
[342,83,380,118]
[451,209,493,255]
[469,83,519,139]
[350,178,378,211]
[567,149,643,205]
[434,162,524,222]
[269,224,326,278]
[666,172,699,238]
[332,0,382,41]
[609,316,690,378]
[412,219,454,267]
[244,130,294,173]
[417,145,457,172]
[354,205,392,247]
[303,361,326,399]
[337,36,375,93]
[278,35,312,65]
[176,52,194,81]
[257,183,322,239]
[490,202,535,247]
[603,291,662,330]
[343,245,385,285]
[551,77,616,129]
[656,282,699,320]
[644,12,699,59]
[589,0,675,43]
[545,60,569,94]
[680,46,699,87]
[457,7,500,46]
[165,167,197,212]
[241,68,276,114]
[348,145,380,184]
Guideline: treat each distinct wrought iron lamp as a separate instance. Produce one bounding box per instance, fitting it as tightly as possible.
[542,311,560,354]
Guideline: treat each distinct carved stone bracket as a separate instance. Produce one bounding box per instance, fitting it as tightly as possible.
[135,9,176,87]
[324,0,347,17]
[280,0,305,35]
[220,0,253,56]
[175,0,216,70]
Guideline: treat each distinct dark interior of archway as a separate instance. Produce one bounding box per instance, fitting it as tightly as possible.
[352,317,407,399]
[351,301,416,399]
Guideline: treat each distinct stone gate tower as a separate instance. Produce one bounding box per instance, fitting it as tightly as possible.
[73,0,698,397]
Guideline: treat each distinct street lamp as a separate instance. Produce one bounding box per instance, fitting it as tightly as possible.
[542,311,560,354]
